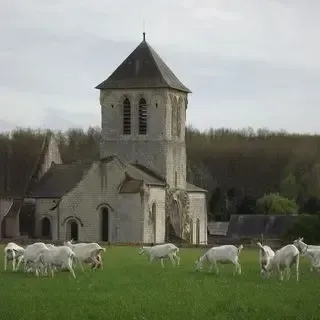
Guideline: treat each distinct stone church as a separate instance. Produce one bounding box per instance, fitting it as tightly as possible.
[0,34,208,245]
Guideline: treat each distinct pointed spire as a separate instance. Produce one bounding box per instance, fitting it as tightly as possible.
[95,33,191,93]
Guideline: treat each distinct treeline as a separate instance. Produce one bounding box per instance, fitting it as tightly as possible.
[2,126,320,220]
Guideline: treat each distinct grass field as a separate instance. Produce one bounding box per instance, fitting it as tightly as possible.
[0,246,319,320]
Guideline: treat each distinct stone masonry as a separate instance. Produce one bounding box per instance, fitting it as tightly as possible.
[99,88,187,189]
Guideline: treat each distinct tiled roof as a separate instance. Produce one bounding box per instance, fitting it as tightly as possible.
[27,163,92,198]
[95,36,191,93]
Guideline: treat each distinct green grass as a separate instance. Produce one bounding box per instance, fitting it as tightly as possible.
[0,246,319,320]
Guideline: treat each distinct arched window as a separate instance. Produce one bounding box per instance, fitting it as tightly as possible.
[152,203,156,244]
[174,171,178,188]
[101,207,109,242]
[171,103,176,137]
[196,218,200,245]
[176,104,181,138]
[123,98,131,135]
[138,98,147,135]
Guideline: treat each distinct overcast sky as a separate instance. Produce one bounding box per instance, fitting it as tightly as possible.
[1,1,319,134]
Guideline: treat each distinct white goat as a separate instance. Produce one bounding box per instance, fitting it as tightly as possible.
[257,242,275,271]
[262,244,300,281]
[16,242,48,274]
[64,240,105,271]
[195,244,244,275]
[4,242,24,271]
[293,237,320,271]
[34,246,76,278]
[303,249,320,271]
[139,243,180,268]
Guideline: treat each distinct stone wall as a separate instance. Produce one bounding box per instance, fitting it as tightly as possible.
[54,158,144,243]
[188,192,208,245]
[143,185,166,244]
[35,198,59,240]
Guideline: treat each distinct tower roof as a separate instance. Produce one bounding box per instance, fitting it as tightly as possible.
[95,34,191,93]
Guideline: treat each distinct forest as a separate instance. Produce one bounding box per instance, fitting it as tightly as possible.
[1,125,320,223]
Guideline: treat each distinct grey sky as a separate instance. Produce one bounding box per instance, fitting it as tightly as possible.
[1,1,319,133]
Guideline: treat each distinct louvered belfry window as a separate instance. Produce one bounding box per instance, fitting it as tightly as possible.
[123,98,131,135]
[138,98,147,135]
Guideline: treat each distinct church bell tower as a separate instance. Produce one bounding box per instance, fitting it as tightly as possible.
[95,33,191,189]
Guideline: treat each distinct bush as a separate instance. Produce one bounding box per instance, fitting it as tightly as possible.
[256,192,298,215]
[282,214,320,243]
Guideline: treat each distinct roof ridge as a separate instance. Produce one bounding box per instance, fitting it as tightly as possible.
[146,42,191,93]
[143,41,168,88]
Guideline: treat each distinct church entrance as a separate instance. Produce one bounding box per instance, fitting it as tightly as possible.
[101,207,109,242]
[67,220,79,241]
[41,217,51,239]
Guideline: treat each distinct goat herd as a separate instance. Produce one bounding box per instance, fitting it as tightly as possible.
[4,240,105,278]
[2,237,319,281]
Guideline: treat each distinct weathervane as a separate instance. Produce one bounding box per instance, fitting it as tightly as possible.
[143,19,146,41]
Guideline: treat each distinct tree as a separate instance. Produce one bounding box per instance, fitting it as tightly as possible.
[283,215,320,243]
[256,193,298,215]
[237,195,256,215]
[279,173,300,200]
[305,163,320,198]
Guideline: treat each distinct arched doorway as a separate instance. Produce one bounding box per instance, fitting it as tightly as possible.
[41,217,51,239]
[196,218,200,245]
[67,220,79,241]
[101,207,109,242]
[151,203,156,244]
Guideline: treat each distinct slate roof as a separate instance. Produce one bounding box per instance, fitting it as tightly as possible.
[0,133,50,198]
[187,182,207,192]
[28,158,167,198]
[28,154,206,198]
[28,163,92,198]
[207,221,229,236]
[128,163,166,186]
[95,34,191,93]
[119,179,143,193]
[227,214,299,238]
